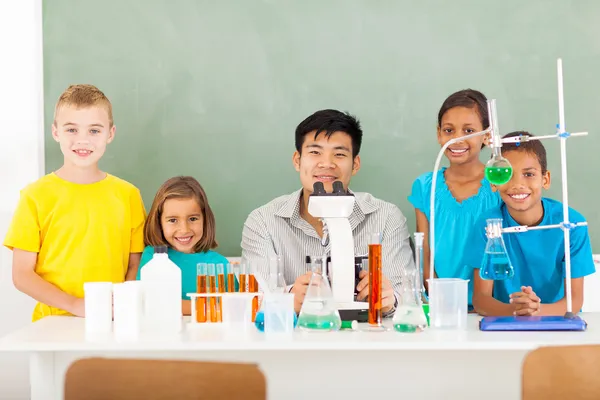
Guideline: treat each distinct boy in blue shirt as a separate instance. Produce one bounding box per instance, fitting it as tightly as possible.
[464,131,595,316]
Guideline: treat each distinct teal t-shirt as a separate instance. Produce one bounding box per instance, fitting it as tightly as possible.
[409,167,501,305]
[137,246,233,299]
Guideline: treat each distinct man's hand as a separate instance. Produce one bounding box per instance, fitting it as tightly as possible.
[355,270,395,313]
[510,286,541,316]
[290,272,313,313]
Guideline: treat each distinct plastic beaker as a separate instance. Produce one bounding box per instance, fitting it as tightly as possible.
[221,293,255,331]
[263,293,296,338]
[427,278,468,329]
[83,282,113,337]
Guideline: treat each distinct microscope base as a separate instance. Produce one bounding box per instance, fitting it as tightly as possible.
[337,301,369,323]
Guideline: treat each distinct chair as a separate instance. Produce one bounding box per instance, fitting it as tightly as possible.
[522,345,600,400]
[64,357,266,400]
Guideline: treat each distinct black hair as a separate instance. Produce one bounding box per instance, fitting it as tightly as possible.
[437,89,489,129]
[295,109,363,158]
[501,131,548,174]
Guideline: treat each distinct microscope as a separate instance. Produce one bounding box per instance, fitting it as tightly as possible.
[308,181,369,322]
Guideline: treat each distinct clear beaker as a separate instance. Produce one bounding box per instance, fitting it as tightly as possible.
[297,256,342,332]
[427,278,468,329]
[263,292,296,338]
[480,218,514,280]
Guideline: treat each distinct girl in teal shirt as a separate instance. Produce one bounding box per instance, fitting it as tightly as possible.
[409,89,501,305]
[137,176,233,315]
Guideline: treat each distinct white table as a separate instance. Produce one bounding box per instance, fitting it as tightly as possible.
[1,314,600,400]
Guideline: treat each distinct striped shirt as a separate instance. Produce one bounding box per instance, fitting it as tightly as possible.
[241,188,416,315]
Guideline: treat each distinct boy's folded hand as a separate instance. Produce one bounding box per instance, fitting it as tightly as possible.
[509,286,541,316]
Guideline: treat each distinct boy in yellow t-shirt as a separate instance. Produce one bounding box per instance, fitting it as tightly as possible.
[3,84,146,322]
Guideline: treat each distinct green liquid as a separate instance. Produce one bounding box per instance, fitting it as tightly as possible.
[297,314,340,331]
[394,323,418,333]
[422,304,430,326]
[485,166,513,185]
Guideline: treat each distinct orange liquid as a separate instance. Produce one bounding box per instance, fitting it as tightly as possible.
[217,273,225,322]
[196,275,207,323]
[227,273,235,293]
[249,274,259,322]
[368,243,382,326]
[208,275,217,323]
[239,274,247,293]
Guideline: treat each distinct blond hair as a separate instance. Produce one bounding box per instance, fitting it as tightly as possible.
[54,84,114,126]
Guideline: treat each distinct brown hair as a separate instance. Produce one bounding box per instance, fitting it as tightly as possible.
[54,84,114,126]
[502,131,548,174]
[144,176,218,253]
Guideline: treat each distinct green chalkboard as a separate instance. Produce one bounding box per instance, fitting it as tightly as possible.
[43,0,600,256]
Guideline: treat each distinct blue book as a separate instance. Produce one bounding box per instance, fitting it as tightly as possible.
[479,316,587,331]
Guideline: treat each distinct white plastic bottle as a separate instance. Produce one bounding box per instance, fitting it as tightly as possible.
[140,245,182,334]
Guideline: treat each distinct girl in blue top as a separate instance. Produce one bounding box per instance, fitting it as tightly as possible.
[137,176,231,316]
[409,89,501,305]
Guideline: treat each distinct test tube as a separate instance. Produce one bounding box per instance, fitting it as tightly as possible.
[216,263,225,322]
[196,263,208,323]
[239,263,248,293]
[207,264,218,323]
[248,264,259,322]
[368,232,383,327]
[226,262,236,293]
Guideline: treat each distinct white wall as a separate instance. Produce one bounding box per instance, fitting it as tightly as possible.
[0,0,43,398]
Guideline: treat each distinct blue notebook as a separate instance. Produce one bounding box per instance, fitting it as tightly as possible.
[479,316,587,331]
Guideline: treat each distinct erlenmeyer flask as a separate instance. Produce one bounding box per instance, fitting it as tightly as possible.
[393,244,428,333]
[297,256,342,331]
[480,218,514,280]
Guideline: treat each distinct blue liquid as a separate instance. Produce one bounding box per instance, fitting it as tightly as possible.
[480,252,514,280]
[254,310,298,332]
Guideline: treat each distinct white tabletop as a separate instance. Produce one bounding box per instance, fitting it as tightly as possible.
[1,314,599,353]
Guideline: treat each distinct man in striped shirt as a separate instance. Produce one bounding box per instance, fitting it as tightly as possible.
[241,109,416,316]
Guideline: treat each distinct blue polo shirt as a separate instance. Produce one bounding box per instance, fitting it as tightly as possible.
[463,197,595,304]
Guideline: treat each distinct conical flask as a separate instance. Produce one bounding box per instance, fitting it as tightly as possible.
[297,256,341,332]
[480,218,514,280]
[393,235,428,333]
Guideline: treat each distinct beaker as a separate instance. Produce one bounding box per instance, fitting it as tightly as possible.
[297,256,341,332]
[480,218,514,280]
[427,278,468,329]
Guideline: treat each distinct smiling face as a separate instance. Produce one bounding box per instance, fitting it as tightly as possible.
[494,150,550,220]
[437,106,487,165]
[52,105,115,169]
[161,197,204,253]
[293,130,361,194]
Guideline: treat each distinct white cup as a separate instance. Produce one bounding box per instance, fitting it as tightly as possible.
[113,281,143,341]
[427,278,469,330]
[83,282,113,336]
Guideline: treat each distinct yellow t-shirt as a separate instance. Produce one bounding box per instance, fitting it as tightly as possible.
[3,173,146,321]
